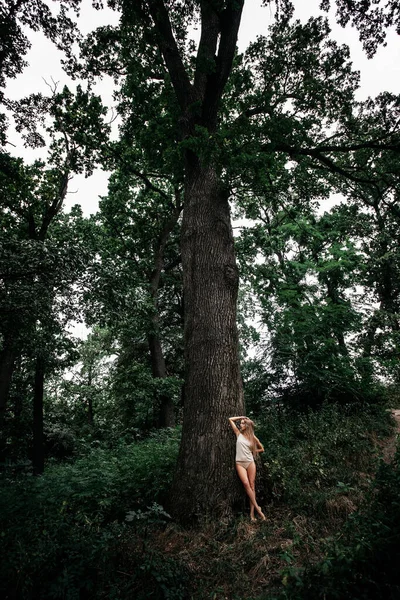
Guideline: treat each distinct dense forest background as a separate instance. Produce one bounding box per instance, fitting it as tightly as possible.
[1,0,400,598]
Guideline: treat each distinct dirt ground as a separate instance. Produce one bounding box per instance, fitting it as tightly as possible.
[390,409,400,430]
[382,409,400,463]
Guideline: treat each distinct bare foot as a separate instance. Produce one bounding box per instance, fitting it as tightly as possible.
[256,506,266,520]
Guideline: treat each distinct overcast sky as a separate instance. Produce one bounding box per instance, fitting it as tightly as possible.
[5,0,400,217]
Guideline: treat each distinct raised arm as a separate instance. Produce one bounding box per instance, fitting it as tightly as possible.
[228,416,245,437]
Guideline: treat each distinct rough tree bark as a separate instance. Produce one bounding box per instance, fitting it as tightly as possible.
[141,0,246,518]
[169,160,245,518]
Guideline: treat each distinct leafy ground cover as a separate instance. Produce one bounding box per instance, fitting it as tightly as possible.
[1,404,398,599]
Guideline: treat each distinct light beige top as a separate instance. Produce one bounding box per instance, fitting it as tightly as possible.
[236,433,254,463]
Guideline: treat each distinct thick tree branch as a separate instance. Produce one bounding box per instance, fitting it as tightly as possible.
[127,167,171,201]
[306,153,378,186]
[311,141,400,153]
[201,0,245,128]
[38,170,70,241]
[215,1,245,97]
[146,0,194,110]
[270,139,400,156]
[106,142,176,201]
[193,2,220,100]
[149,201,182,295]
[263,138,400,186]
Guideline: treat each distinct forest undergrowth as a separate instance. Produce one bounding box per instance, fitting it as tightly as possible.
[1,403,399,600]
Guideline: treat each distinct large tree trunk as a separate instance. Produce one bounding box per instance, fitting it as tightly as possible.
[169,162,244,520]
[32,355,45,475]
[141,0,245,519]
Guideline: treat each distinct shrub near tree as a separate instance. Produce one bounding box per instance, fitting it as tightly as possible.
[278,447,400,600]
[0,429,181,599]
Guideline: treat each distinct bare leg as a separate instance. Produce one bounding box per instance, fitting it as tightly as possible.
[236,463,265,520]
[247,462,256,521]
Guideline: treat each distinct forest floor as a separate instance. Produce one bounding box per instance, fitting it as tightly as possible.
[381,408,400,463]
[2,407,398,599]
[121,410,400,600]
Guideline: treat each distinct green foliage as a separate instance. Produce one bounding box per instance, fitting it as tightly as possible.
[238,195,400,407]
[0,0,80,142]
[109,361,182,433]
[0,429,180,599]
[321,0,400,58]
[256,403,391,513]
[0,183,98,463]
[111,509,190,600]
[1,0,399,596]
[43,430,179,519]
[274,445,400,599]
[46,346,183,448]
[0,404,396,599]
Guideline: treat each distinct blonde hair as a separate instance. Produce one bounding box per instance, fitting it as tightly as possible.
[241,418,256,456]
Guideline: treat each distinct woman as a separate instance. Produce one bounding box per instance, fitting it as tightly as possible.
[228,415,266,521]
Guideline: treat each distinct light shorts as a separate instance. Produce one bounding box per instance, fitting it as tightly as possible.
[236,460,254,471]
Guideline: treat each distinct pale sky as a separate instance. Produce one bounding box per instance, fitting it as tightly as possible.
[5,0,400,218]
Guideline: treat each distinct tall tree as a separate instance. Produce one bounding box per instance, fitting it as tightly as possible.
[91,161,183,428]
[71,0,400,519]
[96,0,247,517]
[0,84,109,468]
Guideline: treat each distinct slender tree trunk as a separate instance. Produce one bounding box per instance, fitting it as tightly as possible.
[88,395,94,426]
[0,341,17,422]
[325,278,349,356]
[32,355,45,475]
[87,365,94,426]
[169,162,244,520]
[147,202,181,428]
[148,332,175,427]
[373,204,400,332]
[0,339,17,462]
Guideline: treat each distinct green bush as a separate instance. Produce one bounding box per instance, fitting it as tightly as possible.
[276,446,400,600]
[0,429,180,599]
[256,404,391,514]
